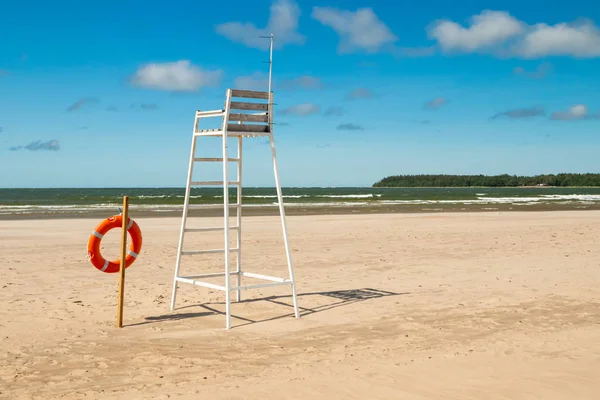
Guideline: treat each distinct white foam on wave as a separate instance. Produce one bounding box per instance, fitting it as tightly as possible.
[541,194,600,201]
[0,204,118,210]
[476,194,600,203]
[474,196,549,203]
[0,203,182,215]
[242,195,305,199]
[273,201,371,207]
[375,194,600,205]
[137,195,203,199]
[226,194,381,199]
[318,194,382,198]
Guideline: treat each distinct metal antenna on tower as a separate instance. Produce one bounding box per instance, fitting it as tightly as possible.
[268,33,274,95]
[260,33,274,96]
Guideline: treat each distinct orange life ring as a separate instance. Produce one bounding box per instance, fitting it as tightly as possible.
[87,215,142,273]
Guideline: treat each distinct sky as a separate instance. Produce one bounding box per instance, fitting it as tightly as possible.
[1,0,599,188]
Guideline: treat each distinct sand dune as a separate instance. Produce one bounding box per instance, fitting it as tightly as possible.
[1,211,600,399]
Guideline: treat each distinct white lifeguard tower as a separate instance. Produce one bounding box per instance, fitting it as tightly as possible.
[169,34,300,329]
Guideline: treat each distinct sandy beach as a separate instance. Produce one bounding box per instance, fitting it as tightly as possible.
[1,210,600,399]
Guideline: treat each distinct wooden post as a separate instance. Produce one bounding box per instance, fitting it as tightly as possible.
[116,196,129,328]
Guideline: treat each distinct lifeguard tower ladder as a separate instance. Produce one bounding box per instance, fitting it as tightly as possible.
[170,35,299,329]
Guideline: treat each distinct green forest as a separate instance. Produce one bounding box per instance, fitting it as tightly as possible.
[372,174,600,188]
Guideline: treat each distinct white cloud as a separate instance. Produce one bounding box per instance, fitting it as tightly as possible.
[426,11,600,58]
[491,106,546,119]
[66,97,99,112]
[10,139,60,152]
[513,62,553,79]
[130,60,223,91]
[424,97,448,110]
[337,123,364,131]
[312,6,397,54]
[427,10,525,53]
[215,0,305,50]
[550,104,594,120]
[279,75,323,90]
[345,88,375,100]
[279,103,320,116]
[513,20,600,58]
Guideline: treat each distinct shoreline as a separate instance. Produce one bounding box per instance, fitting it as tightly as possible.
[372,186,600,189]
[2,202,600,220]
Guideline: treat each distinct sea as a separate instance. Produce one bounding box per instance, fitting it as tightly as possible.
[2,187,600,218]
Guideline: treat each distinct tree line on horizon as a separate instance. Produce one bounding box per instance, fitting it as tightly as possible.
[372,173,600,187]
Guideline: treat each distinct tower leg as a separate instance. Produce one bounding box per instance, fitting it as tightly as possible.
[268,132,300,319]
[235,136,243,302]
[222,89,233,329]
[171,134,197,310]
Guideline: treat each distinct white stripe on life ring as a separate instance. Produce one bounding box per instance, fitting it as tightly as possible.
[101,260,109,272]
[128,250,139,258]
[127,219,134,230]
[92,230,104,239]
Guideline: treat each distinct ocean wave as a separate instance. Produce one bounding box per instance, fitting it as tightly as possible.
[2,193,600,215]
[476,194,600,203]
[270,202,371,207]
[223,194,382,199]
[317,194,382,198]
[0,204,120,210]
[376,195,600,205]
[137,195,203,199]
[241,195,305,199]
[0,203,180,215]
[541,194,600,200]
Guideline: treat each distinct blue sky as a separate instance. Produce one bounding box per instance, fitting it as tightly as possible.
[1,0,599,188]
